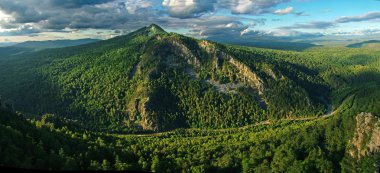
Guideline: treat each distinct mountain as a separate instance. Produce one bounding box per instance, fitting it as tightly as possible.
[0,39,100,58]
[12,38,100,49]
[220,40,319,51]
[0,24,328,132]
[0,42,16,47]
[206,35,320,51]
[347,40,380,49]
[0,46,33,58]
[0,24,379,172]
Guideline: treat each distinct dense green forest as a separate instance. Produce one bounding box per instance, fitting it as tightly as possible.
[0,25,379,172]
[0,25,328,132]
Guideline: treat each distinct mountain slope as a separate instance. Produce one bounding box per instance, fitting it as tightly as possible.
[347,40,380,50]
[0,25,380,172]
[0,24,329,132]
[0,39,100,58]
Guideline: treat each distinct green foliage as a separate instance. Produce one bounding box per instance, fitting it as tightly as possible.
[0,26,333,132]
[0,25,380,172]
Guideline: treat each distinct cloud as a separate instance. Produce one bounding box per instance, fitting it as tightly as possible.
[162,0,216,18]
[187,16,248,37]
[174,15,272,44]
[274,6,294,15]
[0,0,48,23]
[47,0,115,9]
[268,29,324,39]
[219,0,290,15]
[0,0,161,32]
[0,24,41,36]
[336,12,380,23]
[293,12,308,16]
[0,0,378,42]
[331,29,380,36]
[280,11,380,30]
[125,0,154,14]
[0,0,290,36]
[280,21,336,29]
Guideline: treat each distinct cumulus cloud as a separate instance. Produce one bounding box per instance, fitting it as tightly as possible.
[0,0,163,36]
[125,0,154,14]
[274,6,293,15]
[219,0,290,15]
[0,24,41,36]
[162,0,216,18]
[172,15,271,44]
[0,0,290,37]
[0,0,378,42]
[0,0,48,23]
[186,16,247,38]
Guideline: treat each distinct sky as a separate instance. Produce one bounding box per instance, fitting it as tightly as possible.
[0,0,379,43]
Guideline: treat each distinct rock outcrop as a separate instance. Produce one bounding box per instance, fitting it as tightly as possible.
[349,112,380,158]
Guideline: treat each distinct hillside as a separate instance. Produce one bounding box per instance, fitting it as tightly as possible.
[347,40,380,50]
[0,24,379,172]
[0,24,328,132]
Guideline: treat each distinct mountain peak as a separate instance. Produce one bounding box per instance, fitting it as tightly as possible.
[147,24,166,34]
[132,24,166,36]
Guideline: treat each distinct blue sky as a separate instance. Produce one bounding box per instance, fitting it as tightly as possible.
[0,0,379,43]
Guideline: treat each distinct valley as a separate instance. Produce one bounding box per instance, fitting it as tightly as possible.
[0,24,379,172]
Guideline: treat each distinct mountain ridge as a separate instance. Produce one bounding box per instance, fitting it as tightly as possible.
[12,38,101,49]
[0,24,380,172]
[0,24,328,132]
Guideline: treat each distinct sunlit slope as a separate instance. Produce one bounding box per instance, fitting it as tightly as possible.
[0,25,332,132]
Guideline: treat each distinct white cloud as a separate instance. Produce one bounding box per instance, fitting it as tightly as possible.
[274,6,294,15]
[219,0,291,15]
[231,0,254,14]
[162,0,216,18]
[125,0,153,14]
[336,12,380,23]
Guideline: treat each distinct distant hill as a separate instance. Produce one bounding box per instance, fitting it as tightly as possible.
[0,42,16,47]
[0,47,33,57]
[13,38,100,49]
[347,40,380,49]
[206,36,319,51]
[0,38,100,58]
[222,40,319,51]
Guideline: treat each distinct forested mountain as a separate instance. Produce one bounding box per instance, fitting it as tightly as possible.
[0,24,328,132]
[0,24,379,172]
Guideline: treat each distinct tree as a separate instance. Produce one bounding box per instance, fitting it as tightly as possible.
[101,159,111,170]
[89,160,101,170]
[151,156,161,172]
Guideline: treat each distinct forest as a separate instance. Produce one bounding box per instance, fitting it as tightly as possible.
[0,24,379,172]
